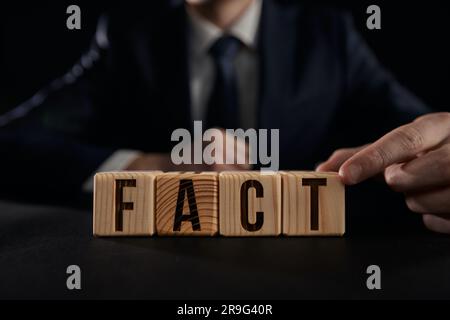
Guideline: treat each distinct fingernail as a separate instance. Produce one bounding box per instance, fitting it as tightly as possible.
[340,163,362,184]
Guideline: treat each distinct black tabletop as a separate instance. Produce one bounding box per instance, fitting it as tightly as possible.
[1,190,450,299]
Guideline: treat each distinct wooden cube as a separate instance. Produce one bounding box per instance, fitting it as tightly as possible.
[93,171,161,236]
[219,171,282,236]
[282,171,345,236]
[156,172,218,236]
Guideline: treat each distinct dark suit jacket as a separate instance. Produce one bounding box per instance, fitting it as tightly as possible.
[0,0,429,206]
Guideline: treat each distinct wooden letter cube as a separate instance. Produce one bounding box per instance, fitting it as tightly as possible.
[282,171,345,236]
[93,171,161,236]
[156,172,218,236]
[219,171,282,236]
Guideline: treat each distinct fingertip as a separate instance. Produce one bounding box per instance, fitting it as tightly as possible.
[338,166,350,184]
[339,162,362,185]
[315,162,327,172]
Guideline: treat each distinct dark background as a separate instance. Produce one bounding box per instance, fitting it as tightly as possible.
[1,1,450,300]
[1,0,449,114]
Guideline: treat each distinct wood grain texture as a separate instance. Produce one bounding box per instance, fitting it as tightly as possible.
[282,171,345,236]
[156,172,218,236]
[93,171,161,236]
[219,171,282,236]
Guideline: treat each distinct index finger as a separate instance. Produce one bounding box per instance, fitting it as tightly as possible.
[339,113,450,185]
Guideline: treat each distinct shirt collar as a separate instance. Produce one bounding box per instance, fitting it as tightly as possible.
[187,0,262,55]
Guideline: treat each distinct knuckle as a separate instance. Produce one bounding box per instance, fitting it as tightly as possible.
[367,147,390,169]
[394,126,425,153]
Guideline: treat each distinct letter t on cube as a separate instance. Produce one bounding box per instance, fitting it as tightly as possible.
[281,171,345,236]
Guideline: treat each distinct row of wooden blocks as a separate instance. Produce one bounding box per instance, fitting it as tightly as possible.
[93,171,345,237]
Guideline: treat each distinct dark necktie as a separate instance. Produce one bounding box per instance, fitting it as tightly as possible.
[206,35,242,129]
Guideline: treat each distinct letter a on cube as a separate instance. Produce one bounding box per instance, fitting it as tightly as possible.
[281,171,345,236]
[93,171,161,236]
[156,172,219,236]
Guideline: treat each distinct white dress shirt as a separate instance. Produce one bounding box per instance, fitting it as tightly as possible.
[187,0,261,127]
[83,0,262,192]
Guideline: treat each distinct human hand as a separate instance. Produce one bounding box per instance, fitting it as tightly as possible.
[317,113,450,234]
